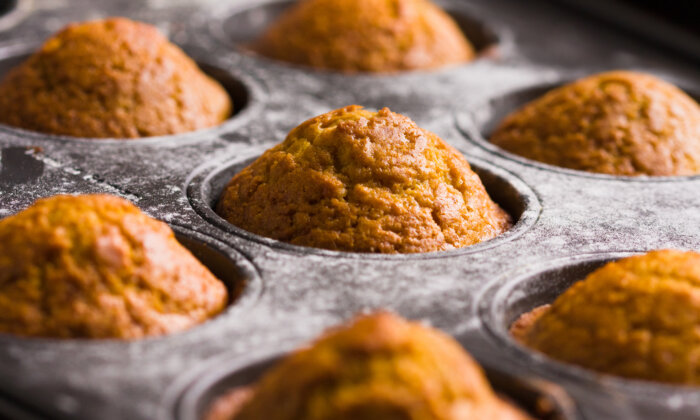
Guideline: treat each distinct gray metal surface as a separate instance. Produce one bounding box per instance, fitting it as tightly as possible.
[0,0,698,419]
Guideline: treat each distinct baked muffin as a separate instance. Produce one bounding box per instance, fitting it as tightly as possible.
[490,71,700,176]
[216,106,511,253]
[514,250,700,385]
[254,0,474,73]
[0,194,228,339]
[207,312,532,420]
[0,18,232,138]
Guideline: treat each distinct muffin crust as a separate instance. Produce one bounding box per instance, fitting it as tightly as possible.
[0,194,228,339]
[519,250,700,385]
[217,106,511,253]
[490,71,700,176]
[209,312,531,420]
[254,0,474,73]
[0,18,232,138]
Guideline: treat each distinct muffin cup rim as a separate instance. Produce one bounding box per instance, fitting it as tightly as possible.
[0,0,31,33]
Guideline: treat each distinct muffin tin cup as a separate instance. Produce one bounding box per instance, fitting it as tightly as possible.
[210,0,510,76]
[0,224,262,347]
[455,78,700,183]
[186,149,542,260]
[167,345,581,420]
[478,252,700,418]
[0,39,265,147]
[0,223,262,419]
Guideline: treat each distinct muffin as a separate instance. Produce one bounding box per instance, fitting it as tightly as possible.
[0,18,232,138]
[513,250,700,385]
[216,105,511,253]
[490,71,700,176]
[207,312,532,420]
[254,0,474,73]
[0,194,228,339]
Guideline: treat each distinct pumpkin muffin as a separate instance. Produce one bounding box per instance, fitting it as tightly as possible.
[216,106,511,253]
[0,194,228,339]
[490,71,700,176]
[254,0,474,73]
[513,250,700,385]
[0,17,232,138]
[207,312,532,420]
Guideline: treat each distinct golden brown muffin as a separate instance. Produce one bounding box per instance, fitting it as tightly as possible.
[490,71,700,176]
[0,194,228,339]
[216,106,511,253]
[0,17,232,138]
[207,312,532,420]
[516,250,700,385]
[254,0,474,73]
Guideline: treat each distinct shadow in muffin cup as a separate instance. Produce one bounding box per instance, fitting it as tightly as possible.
[186,151,541,260]
[478,252,700,419]
[0,41,259,145]
[214,0,503,72]
[171,225,261,310]
[0,391,46,420]
[0,224,263,418]
[456,79,700,182]
[165,348,581,420]
[0,0,16,17]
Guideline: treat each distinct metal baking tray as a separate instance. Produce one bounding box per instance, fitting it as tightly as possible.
[0,0,698,419]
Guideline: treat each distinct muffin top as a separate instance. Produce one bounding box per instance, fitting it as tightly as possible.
[0,194,228,339]
[522,250,700,385]
[224,312,530,420]
[0,17,232,138]
[490,71,700,176]
[254,0,474,72]
[216,106,511,254]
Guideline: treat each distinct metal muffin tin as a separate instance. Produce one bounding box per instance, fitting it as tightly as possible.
[0,0,698,419]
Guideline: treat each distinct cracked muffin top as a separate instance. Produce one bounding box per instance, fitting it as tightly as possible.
[0,194,228,339]
[520,250,700,385]
[254,0,474,73]
[208,312,532,420]
[216,106,511,254]
[490,71,700,176]
[0,17,232,138]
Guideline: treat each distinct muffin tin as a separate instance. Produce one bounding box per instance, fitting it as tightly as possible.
[0,0,698,419]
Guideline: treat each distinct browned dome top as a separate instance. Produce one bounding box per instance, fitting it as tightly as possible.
[523,249,700,384]
[491,71,700,176]
[217,105,511,253]
[0,17,232,138]
[254,0,474,73]
[0,194,228,339]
